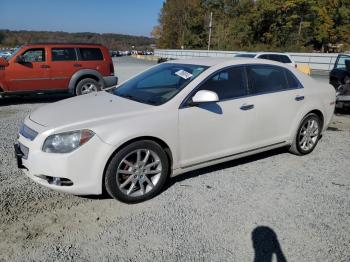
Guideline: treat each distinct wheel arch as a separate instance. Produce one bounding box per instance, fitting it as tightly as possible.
[101,136,173,193]
[289,108,325,145]
[307,109,324,131]
[68,69,104,94]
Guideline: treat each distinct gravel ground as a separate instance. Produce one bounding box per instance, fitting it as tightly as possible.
[0,57,349,262]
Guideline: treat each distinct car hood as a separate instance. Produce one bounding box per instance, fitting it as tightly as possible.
[29,91,154,129]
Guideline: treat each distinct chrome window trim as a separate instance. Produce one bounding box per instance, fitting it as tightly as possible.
[179,63,304,109]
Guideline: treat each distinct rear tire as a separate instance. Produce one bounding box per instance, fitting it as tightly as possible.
[289,113,321,155]
[105,140,169,203]
[75,78,101,96]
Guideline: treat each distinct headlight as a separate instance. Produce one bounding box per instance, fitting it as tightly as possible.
[42,129,95,153]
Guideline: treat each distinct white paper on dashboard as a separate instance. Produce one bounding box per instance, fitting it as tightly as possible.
[175,70,193,79]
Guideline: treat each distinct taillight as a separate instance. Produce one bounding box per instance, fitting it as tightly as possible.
[109,62,114,76]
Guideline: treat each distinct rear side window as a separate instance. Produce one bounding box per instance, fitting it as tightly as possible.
[269,55,283,62]
[198,66,248,100]
[51,48,77,61]
[285,69,301,89]
[280,55,292,63]
[247,65,289,94]
[79,48,103,61]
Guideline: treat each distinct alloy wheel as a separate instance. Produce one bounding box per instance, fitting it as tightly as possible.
[298,118,319,151]
[81,83,98,94]
[116,149,162,197]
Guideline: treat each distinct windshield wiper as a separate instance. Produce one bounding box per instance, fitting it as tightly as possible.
[117,94,146,104]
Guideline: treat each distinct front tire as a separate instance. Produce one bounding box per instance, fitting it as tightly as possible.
[289,113,321,155]
[105,140,169,203]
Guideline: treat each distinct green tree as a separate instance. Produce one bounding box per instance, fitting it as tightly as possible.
[156,0,350,52]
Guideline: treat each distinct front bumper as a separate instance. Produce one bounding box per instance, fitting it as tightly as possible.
[16,123,116,195]
[103,76,118,88]
[336,95,350,108]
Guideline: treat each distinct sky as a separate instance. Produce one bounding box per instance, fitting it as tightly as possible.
[0,0,164,37]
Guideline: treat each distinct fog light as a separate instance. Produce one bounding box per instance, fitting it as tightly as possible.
[35,175,73,186]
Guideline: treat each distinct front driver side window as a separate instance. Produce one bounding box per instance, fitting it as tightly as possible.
[21,48,45,62]
[197,66,248,100]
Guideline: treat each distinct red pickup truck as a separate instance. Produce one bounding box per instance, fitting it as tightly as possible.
[0,43,117,96]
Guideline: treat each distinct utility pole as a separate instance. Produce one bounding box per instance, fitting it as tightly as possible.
[297,16,303,46]
[208,12,213,51]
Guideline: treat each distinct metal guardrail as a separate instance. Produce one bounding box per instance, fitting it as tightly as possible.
[154,49,338,72]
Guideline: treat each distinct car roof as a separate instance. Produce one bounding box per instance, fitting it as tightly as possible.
[256,52,290,56]
[166,57,291,68]
[22,43,104,47]
[167,57,235,67]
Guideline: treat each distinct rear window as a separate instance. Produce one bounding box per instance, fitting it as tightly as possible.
[52,48,77,61]
[79,48,103,61]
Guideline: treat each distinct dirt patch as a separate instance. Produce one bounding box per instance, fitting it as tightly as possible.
[0,109,18,118]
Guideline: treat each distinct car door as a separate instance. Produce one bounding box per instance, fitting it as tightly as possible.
[245,64,305,148]
[178,66,256,168]
[5,47,50,91]
[77,47,105,73]
[48,47,79,90]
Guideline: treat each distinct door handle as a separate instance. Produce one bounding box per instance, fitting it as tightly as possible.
[73,64,82,67]
[240,103,254,111]
[295,95,305,101]
[40,65,50,68]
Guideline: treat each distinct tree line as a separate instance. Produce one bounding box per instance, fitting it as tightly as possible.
[0,30,155,50]
[152,0,350,52]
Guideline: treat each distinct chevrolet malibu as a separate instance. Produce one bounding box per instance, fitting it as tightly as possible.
[15,58,336,203]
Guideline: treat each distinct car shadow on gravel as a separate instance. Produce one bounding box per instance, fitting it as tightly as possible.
[252,226,287,262]
[163,147,288,193]
[0,93,72,106]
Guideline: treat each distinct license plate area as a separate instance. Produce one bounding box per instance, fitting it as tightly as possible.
[14,143,28,169]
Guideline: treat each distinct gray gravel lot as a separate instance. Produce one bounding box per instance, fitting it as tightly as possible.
[0,57,349,262]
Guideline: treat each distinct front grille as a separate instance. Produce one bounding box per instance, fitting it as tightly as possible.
[19,124,38,141]
[19,142,29,159]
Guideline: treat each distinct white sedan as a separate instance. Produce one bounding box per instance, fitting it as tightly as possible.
[235,52,296,67]
[15,58,335,203]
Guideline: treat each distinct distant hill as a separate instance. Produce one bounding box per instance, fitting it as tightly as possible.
[0,30,155,50]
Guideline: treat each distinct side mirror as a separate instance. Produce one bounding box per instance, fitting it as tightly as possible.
[0,57,9,67]
[16,55,25,63]
[191,90,219,105]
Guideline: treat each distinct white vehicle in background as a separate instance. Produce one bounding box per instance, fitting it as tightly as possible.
[235,52,296,67]
[15,58,335,203]
[0,51,12,58]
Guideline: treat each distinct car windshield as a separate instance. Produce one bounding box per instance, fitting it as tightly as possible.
[113,63,208,105]
[5,47,21,61]
[335,54,350,69]
[235,53,256,58]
